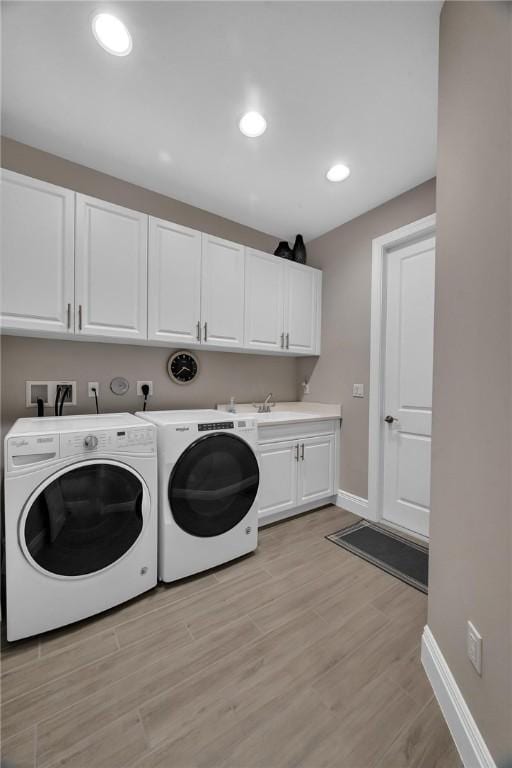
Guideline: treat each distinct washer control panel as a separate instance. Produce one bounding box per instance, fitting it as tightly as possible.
[61,426,155,456]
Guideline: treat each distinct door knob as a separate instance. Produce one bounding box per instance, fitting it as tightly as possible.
[384,415,398,424]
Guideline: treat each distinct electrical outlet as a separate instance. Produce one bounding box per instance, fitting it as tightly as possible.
[88,382,99,398]
[137,381,153,396]
[467,621,482,675]
[352,383,365,398]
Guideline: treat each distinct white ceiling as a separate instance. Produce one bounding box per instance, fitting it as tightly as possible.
[1,1,440,241]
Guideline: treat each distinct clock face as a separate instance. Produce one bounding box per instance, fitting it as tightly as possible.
[168,352,198,384]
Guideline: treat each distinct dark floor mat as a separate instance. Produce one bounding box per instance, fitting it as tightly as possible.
[326,521,428,593]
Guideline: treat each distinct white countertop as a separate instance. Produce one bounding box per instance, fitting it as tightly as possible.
[217,401,342,426]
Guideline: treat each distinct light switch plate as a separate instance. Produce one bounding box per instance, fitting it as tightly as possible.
[467,621,482,675]
[352,383,364,398]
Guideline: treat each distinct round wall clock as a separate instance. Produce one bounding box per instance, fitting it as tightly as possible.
[167,351,199,385]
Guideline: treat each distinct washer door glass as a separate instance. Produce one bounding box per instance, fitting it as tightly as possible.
[24,463,144,576]
[168,433,259,537]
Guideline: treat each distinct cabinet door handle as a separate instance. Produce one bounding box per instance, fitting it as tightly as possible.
[78,304,83,331]
[295,444,299,461]
[280,332,284,349]
[301,443,305,461]
[67,303,71,329]
[286,332,290,349]
[204,322,208,342]
[196,321,201,342]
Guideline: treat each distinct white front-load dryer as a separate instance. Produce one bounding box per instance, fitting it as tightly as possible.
[135,410,259,582]
[4,413,158,641]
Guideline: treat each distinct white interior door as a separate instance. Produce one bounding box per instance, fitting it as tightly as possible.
[201,234,244,347]
[1,170,74,334]
[382,236,435,538]
[257,441,298,520]
[244,249,285,351]
[148,218,202,344]
[75,195,148,339]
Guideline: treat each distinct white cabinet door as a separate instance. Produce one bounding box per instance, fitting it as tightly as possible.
[257,440,298,520]
[148,218,202,344]
[244,249,285,351]
[201,234,244,347]
[298,435,335,504]
[1,170,74,334]
[75,195,148,339]
[284,262,320,354]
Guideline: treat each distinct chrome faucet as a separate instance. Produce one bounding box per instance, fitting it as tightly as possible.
[253,393,275,413]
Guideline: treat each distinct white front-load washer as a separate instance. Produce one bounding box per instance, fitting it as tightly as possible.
[4,413,158,641]
[135,410,259,582]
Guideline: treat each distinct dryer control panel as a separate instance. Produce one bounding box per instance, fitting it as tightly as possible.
[198,421,234,431]
[61,427,155,457]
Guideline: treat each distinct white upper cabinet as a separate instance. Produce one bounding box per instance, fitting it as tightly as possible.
[244,249,286,351]
[75,195,148,339]
[148,218,202,345]
[284,262,321,354]
[201,234,245,347]
[1,170,74,335]
[1,171,322,354]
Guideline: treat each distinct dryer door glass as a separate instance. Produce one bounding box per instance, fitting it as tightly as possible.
[168,433,259,537]
[24,463,144,576]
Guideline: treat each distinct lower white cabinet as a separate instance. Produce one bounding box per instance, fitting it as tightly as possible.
[298,435,335,503]
[257,440,299,518]
[257,422,338,523]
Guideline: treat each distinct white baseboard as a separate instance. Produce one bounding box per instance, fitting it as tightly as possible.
[258,496,337,528]
[421,626,496,768]
[336,489,369,517]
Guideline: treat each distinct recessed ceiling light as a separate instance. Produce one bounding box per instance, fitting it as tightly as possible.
[92,13,132,56]
[239,111,267,138]
[326,163,351,182]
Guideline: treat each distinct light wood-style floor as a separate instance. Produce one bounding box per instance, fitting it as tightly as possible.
[1,505,461,768]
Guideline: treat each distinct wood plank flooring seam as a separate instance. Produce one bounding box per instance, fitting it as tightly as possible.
[136,705,151,753]
[41,706,149,768]
[1,638,42,677]
[36,574,221,660]
[382,665,435,710]
[34,720,39,768]
[30,615,263,747]
[374,693,445,768]
[2,632,124,707]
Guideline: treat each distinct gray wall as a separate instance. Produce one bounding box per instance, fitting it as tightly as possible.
[428,2,511,764]
[1,336,298,430]
[0,138,298,437]
[299,179,436,498]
